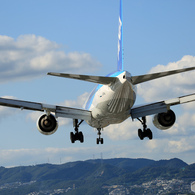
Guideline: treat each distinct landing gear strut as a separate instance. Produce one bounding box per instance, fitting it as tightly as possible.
[70,119,84,143]
[96,128,103,144]
[137,117,153,140]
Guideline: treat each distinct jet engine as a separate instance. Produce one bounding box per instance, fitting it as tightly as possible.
[37,114,58,135]
[153,109,176,130]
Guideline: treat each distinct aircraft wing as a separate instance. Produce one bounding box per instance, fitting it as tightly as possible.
[0,97,91,121]
[131,93,195,119]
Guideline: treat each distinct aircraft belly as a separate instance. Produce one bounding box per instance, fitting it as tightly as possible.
[86,99,131,128]
[86,80,136,128]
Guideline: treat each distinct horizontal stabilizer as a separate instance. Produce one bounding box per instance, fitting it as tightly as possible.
[131,67,195,85]
[47,72,118,85]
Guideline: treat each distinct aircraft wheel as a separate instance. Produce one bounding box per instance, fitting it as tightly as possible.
[100,138,104,144]
[70,132,75,143]
[138,129,144,140]
[79,131,84,143]
[147,129,153,140]
[96,138,99,145]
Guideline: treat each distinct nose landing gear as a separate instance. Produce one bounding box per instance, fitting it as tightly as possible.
[96,128,104,144]
[137,117,153,140]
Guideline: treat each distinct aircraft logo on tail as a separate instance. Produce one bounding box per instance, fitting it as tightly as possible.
[117,0,123,71]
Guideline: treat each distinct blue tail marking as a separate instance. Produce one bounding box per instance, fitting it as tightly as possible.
[117,0,123,71]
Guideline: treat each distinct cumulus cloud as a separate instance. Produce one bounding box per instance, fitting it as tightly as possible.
[137,55,195,102]
[2,134,195,167]
[0,147,91,167]
[61,92,89,109]
[144,135,195,159]
[0,35,101,83]
[0,145,123,167]
[104,118,141,140]
[1,55,195,167]
[103,55,195,144]
[135,55,195,137]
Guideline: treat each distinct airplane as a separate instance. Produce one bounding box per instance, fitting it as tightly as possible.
[1,0,195,144]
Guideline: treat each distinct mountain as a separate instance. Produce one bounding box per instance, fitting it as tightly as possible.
[0,158,193,195]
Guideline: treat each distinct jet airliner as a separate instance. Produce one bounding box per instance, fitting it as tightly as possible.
[1,0,195,144]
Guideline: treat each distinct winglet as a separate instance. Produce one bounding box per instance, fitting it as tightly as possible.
[117,0,123,71]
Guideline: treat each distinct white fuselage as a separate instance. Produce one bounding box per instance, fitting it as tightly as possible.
[84,71,137,128]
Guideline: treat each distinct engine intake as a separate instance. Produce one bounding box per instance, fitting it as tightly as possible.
[37,114,58,135]
[153,109,176,130]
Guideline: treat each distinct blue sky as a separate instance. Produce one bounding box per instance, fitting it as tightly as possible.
[1,0,195,167]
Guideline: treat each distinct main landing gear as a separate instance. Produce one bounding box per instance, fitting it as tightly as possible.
[137,117,153,140]
[96,128,103,144]
[70,120,104,144]
[70,119,84,143]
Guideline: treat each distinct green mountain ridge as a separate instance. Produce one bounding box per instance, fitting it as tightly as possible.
[0,158,194,195]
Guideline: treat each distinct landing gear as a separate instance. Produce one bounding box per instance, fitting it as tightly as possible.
[70,119,84,143]
[70,131,84,143]
[137,117,153,140]
[96,128,104,144]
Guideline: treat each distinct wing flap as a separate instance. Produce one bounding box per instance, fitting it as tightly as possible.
[0,97,91,121]
[131,93,195,119]
[56,106,91,120]
[131,102,167,119]
[47,72,118,85]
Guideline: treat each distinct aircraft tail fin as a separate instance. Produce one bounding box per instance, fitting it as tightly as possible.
[47,72,118,85]
[117,0,123,71]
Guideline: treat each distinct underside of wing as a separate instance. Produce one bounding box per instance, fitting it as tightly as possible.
[131,67,195,85]
[0,97,91,121]
[131,93,195,119]
[47,72,118,85]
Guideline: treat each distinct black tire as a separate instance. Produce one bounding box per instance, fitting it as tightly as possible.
[96,138,99,145]
[101,138,104,144]
[70,132,75,143]
[147,129,153,140]
[138,129,144,140]
[79,132,84,143]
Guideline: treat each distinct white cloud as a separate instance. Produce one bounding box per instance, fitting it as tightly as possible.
[138,55,195,102]
[177,112,195,131]
[2,135,195,167]
[61,92,89,109]
[0,146,119,167]
[1,55,195,167]
[0,35,101,83]
[144,136,195,158]
[27,53,195,142]
[0,147,87,167]
[104,118,140,140]
[167,137,195,153]
[101,56,195,161]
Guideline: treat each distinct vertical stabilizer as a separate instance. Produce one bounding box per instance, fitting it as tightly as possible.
[117,0,123,71]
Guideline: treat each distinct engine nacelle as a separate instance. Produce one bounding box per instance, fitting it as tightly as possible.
[37,114,58,135]
[153,110,176,130]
